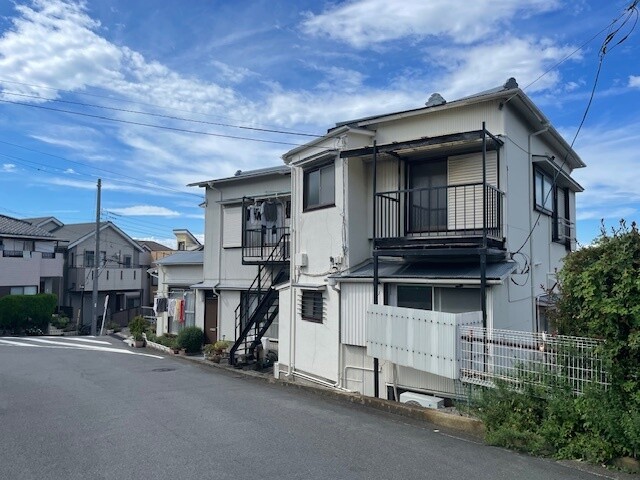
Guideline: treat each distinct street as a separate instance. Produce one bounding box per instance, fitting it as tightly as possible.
[0,336,624,480]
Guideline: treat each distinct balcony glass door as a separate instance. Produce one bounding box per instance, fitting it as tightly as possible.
[408,159,447,233]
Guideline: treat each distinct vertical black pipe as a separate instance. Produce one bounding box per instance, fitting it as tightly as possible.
[481,123,488,329]
[372,141,380,398]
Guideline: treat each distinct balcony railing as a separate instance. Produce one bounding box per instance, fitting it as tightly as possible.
[375,183,504,247]
[2,250,26,257]
[242,226,290,263]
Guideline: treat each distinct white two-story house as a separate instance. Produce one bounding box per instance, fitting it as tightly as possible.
[190,166,291,363]
[277,78,583,400]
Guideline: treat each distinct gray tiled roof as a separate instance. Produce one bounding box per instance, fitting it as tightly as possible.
[0,215,55,239]
[49,222,97,242]
[189,165,290,187]
[138,240,173,251]
[155,250,203,265]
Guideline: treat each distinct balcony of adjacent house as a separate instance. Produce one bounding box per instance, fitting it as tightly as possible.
[241,196,291,265]
[0,249,64,277]
[66,264,144,292]
[374,182,505,253]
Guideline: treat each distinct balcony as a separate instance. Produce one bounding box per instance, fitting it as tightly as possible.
[374,183,504,252]
[67,266,144,292]
[242,226,290,264]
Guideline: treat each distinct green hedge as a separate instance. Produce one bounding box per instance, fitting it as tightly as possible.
[0,294,57,333]
[176,326,203,353]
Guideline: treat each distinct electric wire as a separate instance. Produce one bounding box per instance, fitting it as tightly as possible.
[511,0,638,256]
[0,90,323,138]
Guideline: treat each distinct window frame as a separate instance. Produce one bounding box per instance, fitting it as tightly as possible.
[300,290,324,323]
[303,162,335,212]
[533,167,555,216]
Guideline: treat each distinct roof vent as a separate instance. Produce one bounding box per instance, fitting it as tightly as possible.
[503,77,518,90]
[234,170,242,176]
[425,93,446,107]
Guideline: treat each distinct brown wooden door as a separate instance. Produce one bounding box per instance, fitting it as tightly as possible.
[204,296,218,344]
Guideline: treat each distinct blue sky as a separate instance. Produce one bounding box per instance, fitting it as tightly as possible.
[0,0,638,247]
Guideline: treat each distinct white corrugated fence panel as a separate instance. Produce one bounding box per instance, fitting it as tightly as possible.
[366,305,482,379]
[341,283,374,346]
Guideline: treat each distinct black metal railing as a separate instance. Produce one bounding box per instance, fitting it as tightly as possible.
[2,250,25,258]
[374,183,503,242]
[242,226,290,262]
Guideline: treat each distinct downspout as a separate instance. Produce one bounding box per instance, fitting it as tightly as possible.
[528,124,549,332]
[287,162,297,377]
[372,140,379,398]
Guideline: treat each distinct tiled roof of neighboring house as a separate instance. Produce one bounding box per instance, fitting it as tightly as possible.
[155,250,203,265]
[138,240,173,251]
[0,214,55,239]
[189,165,290,187]
[334,259,517,282]
[51,221,144,251]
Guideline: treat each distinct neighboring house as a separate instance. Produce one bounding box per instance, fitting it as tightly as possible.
[189,166,291,360]
[174,229,202,251]
[277,78,584,400]
[0,215,64,299]
[29,220,149,327]
[137,240,175,304]
[153,250,203,338]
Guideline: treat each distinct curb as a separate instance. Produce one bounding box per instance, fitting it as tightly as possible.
[145,342,485,439]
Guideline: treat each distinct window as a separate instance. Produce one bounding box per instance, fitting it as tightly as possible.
[123,255,132,268]
[303,162,335,211]
[84,250,94,267]
[177,241,185,251]
[534,168,554,215]
[397,285,433,311]
[300,290,324,323]
[10,286,37,295]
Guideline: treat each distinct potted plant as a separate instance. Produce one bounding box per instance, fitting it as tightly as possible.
[128,315,149,348]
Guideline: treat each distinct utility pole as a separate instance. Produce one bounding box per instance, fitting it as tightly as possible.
[91,179,101,336]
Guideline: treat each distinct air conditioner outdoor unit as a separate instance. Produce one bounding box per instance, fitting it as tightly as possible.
[399,391,444,410]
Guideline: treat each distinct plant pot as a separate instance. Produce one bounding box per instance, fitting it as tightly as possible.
[134,339,145,348]
[211,354,222,363]
[178,348,187,356]
[106,329,114,335]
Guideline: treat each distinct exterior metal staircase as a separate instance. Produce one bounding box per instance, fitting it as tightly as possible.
[229,233,289,366]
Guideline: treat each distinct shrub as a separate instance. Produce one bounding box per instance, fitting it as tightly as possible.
[176,326,204,354]
[128,315,148,336]
[213,340,231,352]
[106,321,121,333]
[0,294,57,333]
[51,314,69,330]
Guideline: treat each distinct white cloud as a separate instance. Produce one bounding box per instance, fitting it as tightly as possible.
[302,0,560,48]
[573,122,640,224]
[106,205,181,217]
[629,76,640,88]
[430,36,580,99]
[2,163,17,172]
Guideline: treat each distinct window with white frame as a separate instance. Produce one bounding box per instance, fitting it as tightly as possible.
[303,162,335,211]
[300,290,324,323]
[10,286,38,295]
[534,168,554,215]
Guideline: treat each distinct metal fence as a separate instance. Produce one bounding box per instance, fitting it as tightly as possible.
[458,326,609,395]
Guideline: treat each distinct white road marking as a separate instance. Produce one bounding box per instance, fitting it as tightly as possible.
[0,339,36,347]
[0,337,163,359]
[43,336,111,345]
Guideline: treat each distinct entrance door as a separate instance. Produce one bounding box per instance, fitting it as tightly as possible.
[204,296,218,344]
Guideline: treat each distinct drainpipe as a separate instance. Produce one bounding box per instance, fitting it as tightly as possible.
[287,164,298,377]
[528,124,549,332]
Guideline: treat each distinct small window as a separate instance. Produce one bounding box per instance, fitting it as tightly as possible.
[303,162,335,211]
[178,241,185,251]
[300,290,324,323]
[534,168,554,215]
[123,255,132,268]
[84,250,95,267]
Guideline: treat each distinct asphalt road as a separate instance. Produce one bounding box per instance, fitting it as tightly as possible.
[0,336,629,480]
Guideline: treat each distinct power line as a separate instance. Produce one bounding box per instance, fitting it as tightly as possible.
[0,90,323,138]
[0,76,318,136]
[0,140,203,198]
[0,97,306,147]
